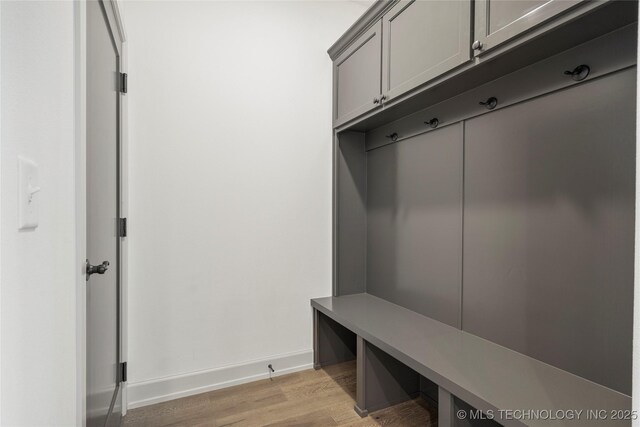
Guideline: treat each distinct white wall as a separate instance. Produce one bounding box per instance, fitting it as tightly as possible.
[0,1,78,425]
[121,0,368,407]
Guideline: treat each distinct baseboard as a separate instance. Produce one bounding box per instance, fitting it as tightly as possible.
[126,350,313,409]
[354,404,369,418]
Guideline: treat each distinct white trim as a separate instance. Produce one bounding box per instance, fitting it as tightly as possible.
[127,350,313,410]
[74,1,88,425]
[100,0,129,415]
[109,0,127,43]
[119,33,129,419]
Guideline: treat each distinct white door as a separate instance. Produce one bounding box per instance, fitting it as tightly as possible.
[86,1,124,426]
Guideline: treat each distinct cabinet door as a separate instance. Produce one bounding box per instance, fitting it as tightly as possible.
[334,21,382,126]
[382,0,471,101]
[474,0,583,55]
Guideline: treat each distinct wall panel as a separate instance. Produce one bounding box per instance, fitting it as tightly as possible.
[337,132,367,295]
[463,68,636,394]
[367,124,463,327]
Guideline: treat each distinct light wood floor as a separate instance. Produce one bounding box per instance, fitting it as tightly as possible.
[123,361,437,427]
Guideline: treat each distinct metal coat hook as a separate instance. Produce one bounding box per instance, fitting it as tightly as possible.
[386,132,399,142]
[424,118,439,129]
[479,97,498,110]
[564,64,590,81]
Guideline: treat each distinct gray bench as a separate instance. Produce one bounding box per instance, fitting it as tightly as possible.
[311,293,631,427]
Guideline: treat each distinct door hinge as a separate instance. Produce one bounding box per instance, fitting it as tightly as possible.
[120,72,128,94]
[120,362,128,383]
[119,217,127,237]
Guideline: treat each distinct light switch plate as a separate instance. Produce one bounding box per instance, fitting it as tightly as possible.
[18,156,40,230]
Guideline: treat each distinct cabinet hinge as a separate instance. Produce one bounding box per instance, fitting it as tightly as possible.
[120,72,128,94]
[120,362,128,383]
[119,217,127,238]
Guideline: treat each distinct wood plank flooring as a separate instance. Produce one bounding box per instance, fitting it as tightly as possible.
[123,361,437,426]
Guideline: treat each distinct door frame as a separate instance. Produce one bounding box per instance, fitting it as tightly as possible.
[75,1,128,424]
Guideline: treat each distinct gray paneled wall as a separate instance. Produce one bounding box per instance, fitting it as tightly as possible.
[352,68,635,395]
[367,124,463,328]
[336,132,367,295]
[463,68,635,395]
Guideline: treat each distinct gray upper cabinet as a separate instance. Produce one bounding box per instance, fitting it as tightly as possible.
[382,0,471,101]
[473,0,583,55]
[334,21,382,126]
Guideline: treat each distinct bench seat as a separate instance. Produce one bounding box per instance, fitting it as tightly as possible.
[311,293,631,427]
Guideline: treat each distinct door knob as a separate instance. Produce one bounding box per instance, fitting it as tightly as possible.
[472,40,483,51]
[373,97,380,104]
[86,259,110,279]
